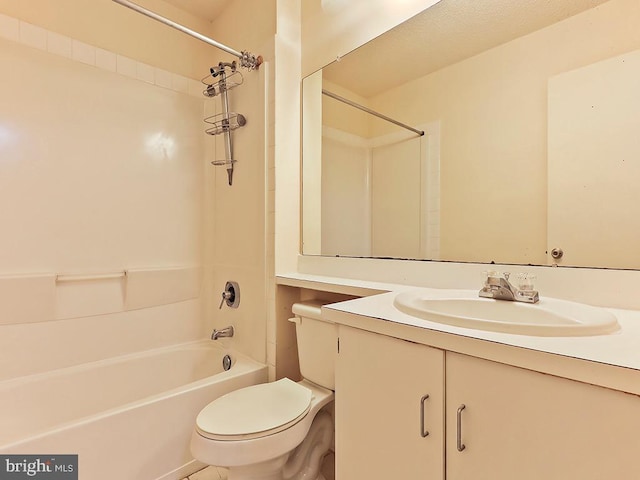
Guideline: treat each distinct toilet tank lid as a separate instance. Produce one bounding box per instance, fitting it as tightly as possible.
[292,301,330,321]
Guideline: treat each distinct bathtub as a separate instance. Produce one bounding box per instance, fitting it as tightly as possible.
[0,340,268,480]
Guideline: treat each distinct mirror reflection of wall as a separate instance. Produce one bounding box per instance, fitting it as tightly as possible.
[302,0,640,269]
[303,72,441,260]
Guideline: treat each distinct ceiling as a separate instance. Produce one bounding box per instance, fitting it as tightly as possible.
[162,0,232,22]
[322,0,611,98]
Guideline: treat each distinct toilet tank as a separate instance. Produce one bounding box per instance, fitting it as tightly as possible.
[290,301,337,390]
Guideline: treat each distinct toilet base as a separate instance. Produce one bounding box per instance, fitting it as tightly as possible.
[225,411,333,480]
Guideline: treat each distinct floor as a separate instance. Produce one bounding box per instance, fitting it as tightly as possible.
[182,466,228,480]
[183,452,335,480]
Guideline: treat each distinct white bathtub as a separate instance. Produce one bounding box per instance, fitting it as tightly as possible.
[0,340,267,480]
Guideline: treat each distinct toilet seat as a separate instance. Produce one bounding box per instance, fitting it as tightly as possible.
[196,378,313,441]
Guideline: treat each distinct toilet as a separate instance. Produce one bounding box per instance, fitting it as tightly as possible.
[190,301,336,480]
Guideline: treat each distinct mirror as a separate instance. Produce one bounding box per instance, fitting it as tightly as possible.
[302,0,640,269]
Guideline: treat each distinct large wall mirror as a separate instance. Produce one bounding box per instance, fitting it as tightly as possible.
[302,0,640,269]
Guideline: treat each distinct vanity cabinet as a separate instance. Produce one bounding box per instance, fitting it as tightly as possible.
[446,351,640,480]
[335,326,640,480]
[335,326,445,479]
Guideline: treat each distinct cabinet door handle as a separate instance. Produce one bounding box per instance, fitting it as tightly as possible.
[457,404,466,452]
[420,394,430,438]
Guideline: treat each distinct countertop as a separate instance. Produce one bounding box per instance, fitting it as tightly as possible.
[278,273,640,395]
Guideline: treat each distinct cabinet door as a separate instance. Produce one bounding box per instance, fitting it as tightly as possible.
[336,326,444,480]
[446,352,640,480]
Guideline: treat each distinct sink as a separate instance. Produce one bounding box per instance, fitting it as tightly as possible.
[393,290,620,336]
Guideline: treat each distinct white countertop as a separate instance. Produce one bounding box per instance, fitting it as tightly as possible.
[278,273,640,395]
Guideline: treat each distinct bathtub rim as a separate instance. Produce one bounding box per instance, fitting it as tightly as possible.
[0,339,267,450]
[0,338,258,389]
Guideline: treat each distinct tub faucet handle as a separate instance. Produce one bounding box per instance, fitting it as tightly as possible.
[219,290,232,309]
[219,281,240,309]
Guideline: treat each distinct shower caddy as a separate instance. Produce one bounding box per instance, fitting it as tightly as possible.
[111,0,262,186]
[202,62,246,186]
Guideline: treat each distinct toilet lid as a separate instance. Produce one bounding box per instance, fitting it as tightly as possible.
[196,378,313,441]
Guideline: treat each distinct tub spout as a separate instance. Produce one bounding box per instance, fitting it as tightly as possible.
[211,326,234,340]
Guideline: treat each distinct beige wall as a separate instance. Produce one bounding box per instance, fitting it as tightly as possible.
[205,0,276,366]
[0,0,214,79]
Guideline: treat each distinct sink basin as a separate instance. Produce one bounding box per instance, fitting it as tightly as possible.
[393,290,620,336]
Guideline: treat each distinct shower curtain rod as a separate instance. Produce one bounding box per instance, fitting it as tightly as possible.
[111,0,262,70]
[322,89,424,136]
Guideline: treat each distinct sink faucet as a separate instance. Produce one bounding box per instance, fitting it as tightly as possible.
[211,325,234,340]
[479,271,539,304]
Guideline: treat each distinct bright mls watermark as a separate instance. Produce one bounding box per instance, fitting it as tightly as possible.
[0,456,77,479]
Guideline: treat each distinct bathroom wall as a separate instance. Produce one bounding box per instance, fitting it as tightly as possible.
[204,0,276,366]
[0,6,212,380]
[274,0,304,380]
[0,0,213,79]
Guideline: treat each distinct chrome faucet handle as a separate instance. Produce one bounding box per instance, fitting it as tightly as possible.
[219,290,232,309]
[218,281,240,309]
[516,273,536,292]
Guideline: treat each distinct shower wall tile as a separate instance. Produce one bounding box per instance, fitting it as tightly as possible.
[268,114,276,147]
[72,40,95,66]
[46,31,72,58]
[189,78,204,98]
[268,164,276,191]
[0,13,18,42]
[0,13,206,98]
[267,340,276,367]
[116,54,137,78]
[171,73,190,94]
[136,61,155,84]
[155,67,173,89]
[267,309,276,343]
[95,47,117,72]
[19,22,46,50]
[267,188,275,214]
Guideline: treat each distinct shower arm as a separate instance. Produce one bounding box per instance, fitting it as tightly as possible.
[111,0,262,70]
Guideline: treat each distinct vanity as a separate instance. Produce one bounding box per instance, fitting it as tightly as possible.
[278,271,640,480]
[321,285,640,480]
